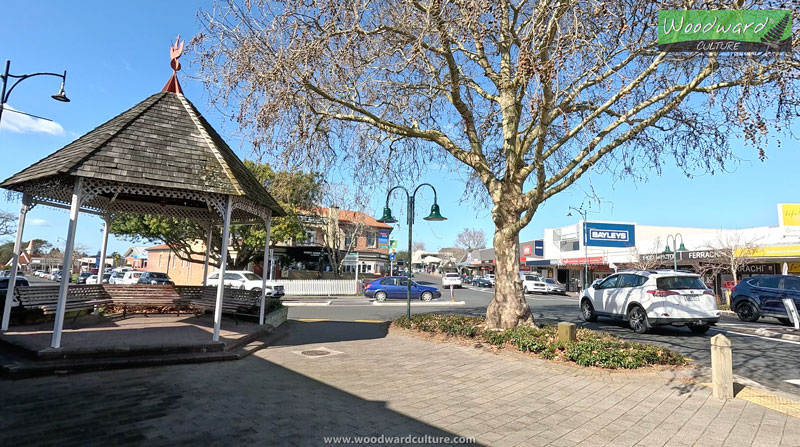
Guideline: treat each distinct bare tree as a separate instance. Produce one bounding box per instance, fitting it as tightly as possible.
[319,183,374,276]
[411,241,427,253]
[626,238,666,271]
[195,1,799,329]
[0,210,15,239]
[455,228,487,251]
[706,232,762,284]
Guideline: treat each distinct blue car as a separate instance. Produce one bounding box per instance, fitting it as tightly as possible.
[471,277,493,288]
[364,276,441,301]
[731,275,800,325]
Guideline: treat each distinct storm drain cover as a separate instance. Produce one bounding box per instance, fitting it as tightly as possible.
[292,346,343,359]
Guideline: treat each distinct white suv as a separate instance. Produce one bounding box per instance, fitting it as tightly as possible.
[207,270,285,297]
[442,272,463,288]
[579,270,720,334]
[520,273,547,294]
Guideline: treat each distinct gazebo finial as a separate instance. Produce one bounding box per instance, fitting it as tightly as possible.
[162,35,184,94]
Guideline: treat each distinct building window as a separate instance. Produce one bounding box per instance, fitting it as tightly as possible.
[158,254,162,267]
[366,232,376,248]
[344,232,353,248]
[305,230,316,244]
[142,260,148,268]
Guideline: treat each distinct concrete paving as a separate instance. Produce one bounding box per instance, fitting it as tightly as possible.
[2,320,798,446]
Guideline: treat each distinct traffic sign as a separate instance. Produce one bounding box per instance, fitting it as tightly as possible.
[390,240,397,249]
[343,253,359,266]
[389,252,396,261]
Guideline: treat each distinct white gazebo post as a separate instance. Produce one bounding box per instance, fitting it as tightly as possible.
[202,223,213,287]
[212,196,233,342]
[52,179,83,348]
[1,193,32,331]
[97,217,110,281]
[259,213,272,325]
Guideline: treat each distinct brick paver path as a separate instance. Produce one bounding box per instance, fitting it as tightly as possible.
[1,321,798,446]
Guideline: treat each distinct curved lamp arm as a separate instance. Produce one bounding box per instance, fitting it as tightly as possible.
[3,70,67,103]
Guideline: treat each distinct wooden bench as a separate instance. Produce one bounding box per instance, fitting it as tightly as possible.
[15,285,112,316]
[103,285,194,308]
[193,287,262,323]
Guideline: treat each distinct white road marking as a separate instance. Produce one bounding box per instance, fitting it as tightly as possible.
[784,379,800,386]
[713,329,800,345]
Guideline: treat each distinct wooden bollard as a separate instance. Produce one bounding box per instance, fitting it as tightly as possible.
[557,322,577,343]
[711,334,734,400]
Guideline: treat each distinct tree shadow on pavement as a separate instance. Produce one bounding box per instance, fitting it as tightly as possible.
[270,320,390,347]
[0,322,484,446]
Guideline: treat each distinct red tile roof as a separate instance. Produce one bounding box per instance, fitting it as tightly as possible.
[305,207,393,229]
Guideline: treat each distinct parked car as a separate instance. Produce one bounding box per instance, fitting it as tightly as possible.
[363,276,441,301]
[442,272,463,289]
[77,272,93,284]
[120,271,144,284]
[86,273,112,284]
[0,277,30,307]
[108,270,126,284]
[485,274,496,286]
[521,274,547,294]
[580,270,719,334]
[472,277,493,288]
[206,270,285,297]
[544,278,567,295]
[462,275,473,285]
[137,272,175,286]
[731,275,800,325]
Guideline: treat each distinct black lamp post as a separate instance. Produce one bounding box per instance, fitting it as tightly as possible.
[377,183,446,319]
[663,233,687,271]
[0,59,70,125]
[567,206,589,291]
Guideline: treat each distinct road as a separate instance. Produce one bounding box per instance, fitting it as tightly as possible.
[289,273,800,398]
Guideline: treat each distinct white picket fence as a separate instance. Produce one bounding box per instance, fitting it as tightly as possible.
[280,279,359,296]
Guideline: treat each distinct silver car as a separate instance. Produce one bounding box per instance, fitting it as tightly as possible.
[544,278,567,294]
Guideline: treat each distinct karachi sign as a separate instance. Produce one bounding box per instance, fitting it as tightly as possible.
[658,10,792,52]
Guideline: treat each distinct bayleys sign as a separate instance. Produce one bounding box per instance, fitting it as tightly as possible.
[584,222,636,248]
[658,10,792,52]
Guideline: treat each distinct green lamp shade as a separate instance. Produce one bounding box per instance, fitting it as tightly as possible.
[663,245,672,254]
[678,242,687,251]
[423,203,446,221]
[378,206,398,223]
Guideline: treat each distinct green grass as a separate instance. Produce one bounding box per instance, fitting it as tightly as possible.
[393,314,687,369]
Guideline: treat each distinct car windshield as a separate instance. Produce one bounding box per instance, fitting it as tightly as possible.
[149,273,169,279]
[545,279,555,284]
[656,276,706,290]
[243,273,261,280]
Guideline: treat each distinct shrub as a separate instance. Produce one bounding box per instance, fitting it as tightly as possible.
[393,314,483,337]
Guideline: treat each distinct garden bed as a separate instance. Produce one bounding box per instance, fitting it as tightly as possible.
[392,314,686,369]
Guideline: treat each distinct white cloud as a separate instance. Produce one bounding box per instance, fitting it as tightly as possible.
[28,218,49,226]
[0,104,64,135]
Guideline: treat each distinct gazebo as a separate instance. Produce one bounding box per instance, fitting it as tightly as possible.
[0,40,284,348]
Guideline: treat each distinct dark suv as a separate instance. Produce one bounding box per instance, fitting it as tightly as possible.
[731,275,800,325]
[137,272,174,285]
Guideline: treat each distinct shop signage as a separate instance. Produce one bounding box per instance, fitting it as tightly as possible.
[534,240,543,256]
[738,245,800,258]
[522,245,532,256]
[657,10,792,53]
[584,222,636,248]
[789,263,800,273]
[778,203,800,227]
[641,249,719,263]
[378,230,390,249]
[737,264,775,274]
[561,256,604,265]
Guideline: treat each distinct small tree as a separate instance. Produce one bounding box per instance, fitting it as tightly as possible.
[455,228,487,251]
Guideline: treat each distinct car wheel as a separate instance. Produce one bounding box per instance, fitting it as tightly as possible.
[523,286,528,294]
[627,305,650,334]
[735,301,760,322]
[777,318,793,326]
[421,291,433,301]
[688,323,711,334]
[239,284,246,290]
[581,299,598,322]
[375,291,387,302]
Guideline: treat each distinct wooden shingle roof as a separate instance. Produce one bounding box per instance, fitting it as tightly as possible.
[1,91,284,217]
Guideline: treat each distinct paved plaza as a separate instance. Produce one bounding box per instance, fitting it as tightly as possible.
[1,320,798,446]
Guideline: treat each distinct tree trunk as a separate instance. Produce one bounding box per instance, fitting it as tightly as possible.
[485,221,535,329]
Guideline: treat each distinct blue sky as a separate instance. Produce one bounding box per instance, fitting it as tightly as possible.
[1,1,796,257]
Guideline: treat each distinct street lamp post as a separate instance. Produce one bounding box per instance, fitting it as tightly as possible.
[567,206,589,291]
[377,183,446,319]
[663,233,687,271]
[0,59,70,125]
